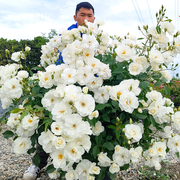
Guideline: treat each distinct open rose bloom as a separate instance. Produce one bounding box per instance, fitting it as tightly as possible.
[1,6,180,179]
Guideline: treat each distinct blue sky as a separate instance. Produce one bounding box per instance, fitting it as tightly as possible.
[0,0,180,75]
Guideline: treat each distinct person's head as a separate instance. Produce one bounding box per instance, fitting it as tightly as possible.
[74,2,95,27]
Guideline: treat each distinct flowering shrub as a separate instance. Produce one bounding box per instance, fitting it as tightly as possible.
[1,6,180,180]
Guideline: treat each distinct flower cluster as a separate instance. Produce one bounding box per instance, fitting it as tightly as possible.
[1,6,180,180]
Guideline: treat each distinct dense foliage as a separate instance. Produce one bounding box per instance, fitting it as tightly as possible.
[1,6,180,180]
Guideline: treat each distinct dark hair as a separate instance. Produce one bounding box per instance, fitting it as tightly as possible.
[75,2,94,15]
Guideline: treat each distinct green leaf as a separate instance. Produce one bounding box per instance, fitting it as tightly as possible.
[176,152,179,158]
[11,108,21,113]
[3,130,14,139]
[140,81,149,89]
[20,111,29,121]
[115,129,120,140]
[108,125,116,129]
[156,25,161,34]
[102,114,110,122]
[111,100,119,109]
[120,163,129,170]
[103,141,114,151]
[46,164,56,173]
[92,145,100,158]
[164,86,170,97]
[95,103,111,110]
[32,85,41,95]
[133,111,147,119]
[32,154,41,167]
[154,81,162,86]
[137,38,144,40]
[27,147,36,154]
[109,172,116,180]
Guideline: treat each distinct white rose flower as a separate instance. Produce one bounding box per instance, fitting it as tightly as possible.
[63,114,84,138]
[109,162,120,174]
[38,71,54,89]
[16,124,35,137]
[124,124,142,142]
[3,77,23,99]
[48,170,60,179]
[21,114,39,131]
[92,121,104,136]
[65,170,78,180]
[167,135,180,153]
[17,70,29,80]
[172,112,180,130]
[41,89,60,111]
[25,46,31,52]
[51,121,64,135]
[7,113,20,128]
[113,147,131,166]
[52,136,66,150]
[109,84,126,101]
[86,76,103,91]
[38,130,54,153]
[61,68,77,85]
[175,38,180,52]
[119,92,139,113]
[93,86,109,104]
[129,62,143,75]
[52,101,72,121]
[149,50,164,64]
[65,143,84,162]
[133,56,149,72]
[51,149,66,169]
[11,52,21,62]
[88,110,99,120]
[98,152,112,167]
[89,163,100,175]
[115,45,135,62]
[130,146,142,163]
[153,141,166,158]
[161,126,173,138]
[160,69,172,83]
[161,21,175,34]
[13,137,31,155]
[74,94,95,117]
[81,34,99,49]
[148,26,160,39]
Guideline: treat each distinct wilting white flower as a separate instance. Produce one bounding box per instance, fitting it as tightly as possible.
[98,152,112,167]
[92,121,104,136]
[109,163,120,174]
[113,146,131,166]
[119,92,139,113]
[89,162,100,175]
[48,170,60,179]
[124,124,142,142]
[130,146,143,162]
[16,124,35,137]
[160,126,173,138]
[25,46,31,51]
[13,137,31,155]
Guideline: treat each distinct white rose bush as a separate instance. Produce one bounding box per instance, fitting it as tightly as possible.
[1,6,180,179]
